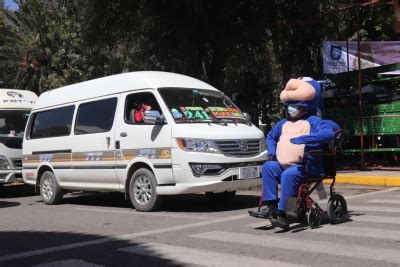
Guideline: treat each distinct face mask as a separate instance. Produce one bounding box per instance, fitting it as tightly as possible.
[288,105,301,117]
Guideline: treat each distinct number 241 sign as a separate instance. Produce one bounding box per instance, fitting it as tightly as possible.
[180,107,210,119]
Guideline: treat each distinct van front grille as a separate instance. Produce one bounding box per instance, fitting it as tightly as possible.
[215,139,261,157]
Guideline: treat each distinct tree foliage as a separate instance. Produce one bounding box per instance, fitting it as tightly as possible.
[0,0,397,123]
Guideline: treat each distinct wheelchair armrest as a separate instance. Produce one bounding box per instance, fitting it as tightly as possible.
[306,149,335,156]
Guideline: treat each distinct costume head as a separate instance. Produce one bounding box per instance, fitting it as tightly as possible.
[280,77,322,117]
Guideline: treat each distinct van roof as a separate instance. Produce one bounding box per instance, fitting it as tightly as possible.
[33,71,218,110]
[0,89,38,110]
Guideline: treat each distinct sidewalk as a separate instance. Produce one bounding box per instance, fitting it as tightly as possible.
[333,170,400,187]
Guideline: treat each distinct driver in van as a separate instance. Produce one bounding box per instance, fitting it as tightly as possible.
[0,117,17,136]
[249,77,335,230]
[133,103,152,123]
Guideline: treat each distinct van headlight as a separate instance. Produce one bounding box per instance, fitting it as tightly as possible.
[0,156,11,170]
[176,138,221,154]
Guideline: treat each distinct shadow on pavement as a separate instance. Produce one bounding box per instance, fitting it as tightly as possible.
[251,211,354,233]
[0,231,184,267]
[62,192,131,208]
[0,184,36,199]
[163,193,260,212]
[0,201,20,208]
[59,192,260,212]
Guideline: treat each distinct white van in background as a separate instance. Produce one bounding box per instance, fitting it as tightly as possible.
[0,89,38,185]
[22,71,267,211]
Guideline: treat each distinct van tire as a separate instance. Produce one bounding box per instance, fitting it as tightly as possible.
[129,168,162,212]
[40,171,63,205]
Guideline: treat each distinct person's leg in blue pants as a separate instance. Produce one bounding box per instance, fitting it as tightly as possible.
[262,161,283,203]
[248,161,283,218]
[278,165,306,212]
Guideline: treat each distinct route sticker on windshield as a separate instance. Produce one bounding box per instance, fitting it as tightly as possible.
[208,107,244,118]
[180,106,210,120]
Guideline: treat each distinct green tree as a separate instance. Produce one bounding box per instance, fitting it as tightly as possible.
[0,0,397,119]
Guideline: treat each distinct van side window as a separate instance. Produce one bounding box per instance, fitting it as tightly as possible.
[30,105,75,139]
[75,98,117,135]
[125,92,162,124]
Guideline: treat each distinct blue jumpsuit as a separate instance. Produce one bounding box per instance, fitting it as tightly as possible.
[262,114,334,212]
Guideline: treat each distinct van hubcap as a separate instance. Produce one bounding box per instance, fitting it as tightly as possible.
[42,175,54,201]
[134,175,152,205]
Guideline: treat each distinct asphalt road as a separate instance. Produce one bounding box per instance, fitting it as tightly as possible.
[0,184,399,266]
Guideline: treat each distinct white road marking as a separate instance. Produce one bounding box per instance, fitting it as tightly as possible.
[349,205,400,213]
[300,187,399,206]
[192,231,400,264]
[245,187,399,206]
[0,214,248,263]
[119,242,304,267]
[75,207,213,220]
[351,215,400,225]
[246,221,273,228]
[34,259,104,267]
[247,215,400,228]
[343,187,399,200]
[367,199,400,205]
[312,225,400,240]
[3,187,399,263]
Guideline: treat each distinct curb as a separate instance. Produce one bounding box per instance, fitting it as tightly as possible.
[324,175,400,187]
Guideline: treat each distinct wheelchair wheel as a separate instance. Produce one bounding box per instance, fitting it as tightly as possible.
[307,207,321,229]
[327,194,348,224]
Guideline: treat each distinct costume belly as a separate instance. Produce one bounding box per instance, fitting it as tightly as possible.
[276,120,310,168]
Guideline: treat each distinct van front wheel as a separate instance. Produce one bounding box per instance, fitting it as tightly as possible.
[40,171,63,205]
[129,168,162,212]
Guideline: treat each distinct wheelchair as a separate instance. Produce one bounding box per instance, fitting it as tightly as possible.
[250,132,349,229]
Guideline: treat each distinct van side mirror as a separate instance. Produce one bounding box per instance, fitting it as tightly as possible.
[143,110,165,124]
[243,112,252,122]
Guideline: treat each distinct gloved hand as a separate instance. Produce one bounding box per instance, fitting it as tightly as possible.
[290,137,304,145]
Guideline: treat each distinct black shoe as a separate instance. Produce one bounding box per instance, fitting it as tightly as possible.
[248,205,277,219]
[270,215,290,230]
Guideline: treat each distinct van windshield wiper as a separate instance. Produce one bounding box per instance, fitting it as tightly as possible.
[211,116,252,126]
[230,117,253,125]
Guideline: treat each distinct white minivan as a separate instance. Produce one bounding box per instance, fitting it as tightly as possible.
[22,72,267,211]
[0,89,38,185]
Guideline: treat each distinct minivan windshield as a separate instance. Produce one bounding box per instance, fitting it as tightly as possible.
[0,110,30,137]
[158,87,246,123]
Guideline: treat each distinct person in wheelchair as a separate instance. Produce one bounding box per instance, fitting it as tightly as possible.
[250,77,336,230]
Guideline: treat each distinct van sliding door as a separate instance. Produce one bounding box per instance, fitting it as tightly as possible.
[69,96,119,190]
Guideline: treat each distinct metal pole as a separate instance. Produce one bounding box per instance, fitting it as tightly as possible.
[346,39,350,72]
[357,1,365,169]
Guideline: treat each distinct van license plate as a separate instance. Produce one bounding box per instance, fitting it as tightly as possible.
[239,166,259,179]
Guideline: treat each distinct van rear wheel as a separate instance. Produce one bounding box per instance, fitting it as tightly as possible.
[129,168,163,212]
[40,171,63,205]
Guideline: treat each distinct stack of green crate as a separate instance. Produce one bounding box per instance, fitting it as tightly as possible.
[326,101,400,136]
